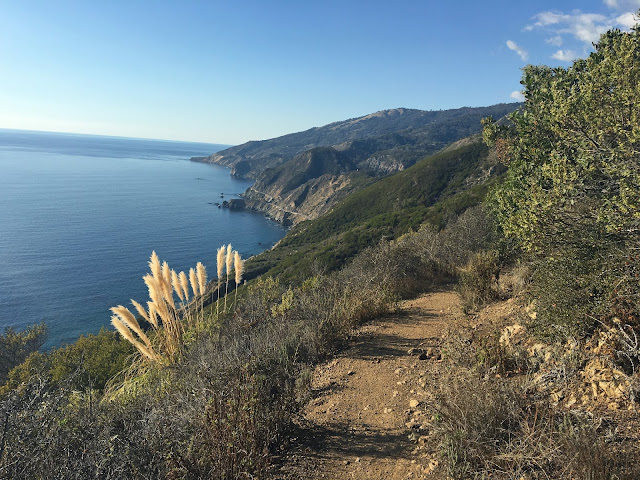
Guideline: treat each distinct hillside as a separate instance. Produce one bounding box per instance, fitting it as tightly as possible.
[197,105,516,179]
[242,147,373,224]
[245,136,503,281]
[197,104,518,224]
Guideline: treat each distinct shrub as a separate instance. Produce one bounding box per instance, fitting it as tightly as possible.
[0,324,47,384]
[3,328,133,393]
[457,250,500,312]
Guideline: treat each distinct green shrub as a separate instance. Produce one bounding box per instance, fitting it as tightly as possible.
[0,324,47,384]
[4,328,133,393]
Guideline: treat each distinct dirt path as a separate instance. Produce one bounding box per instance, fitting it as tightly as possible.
[272,289,464,480]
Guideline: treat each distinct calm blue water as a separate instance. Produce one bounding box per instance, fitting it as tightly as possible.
[0,129,286,347]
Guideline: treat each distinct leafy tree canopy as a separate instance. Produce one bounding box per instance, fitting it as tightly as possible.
[483,23,640,252]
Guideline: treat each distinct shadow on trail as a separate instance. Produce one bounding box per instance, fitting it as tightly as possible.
[289,421,413,461]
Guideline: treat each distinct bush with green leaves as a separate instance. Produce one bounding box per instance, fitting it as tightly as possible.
[3,328,133,394]
[0,324,47,384]
[483,22,640,336]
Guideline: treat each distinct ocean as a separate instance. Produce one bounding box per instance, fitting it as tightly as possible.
[0,129,287,347]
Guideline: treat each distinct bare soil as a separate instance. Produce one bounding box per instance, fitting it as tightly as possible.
[271,289,464,480]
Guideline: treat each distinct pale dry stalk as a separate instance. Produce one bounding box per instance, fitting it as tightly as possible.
[196,261,207,327]
[216,245,226,318]
[224,244,233,313]
[234,250,243,305]
[111,316,158,361]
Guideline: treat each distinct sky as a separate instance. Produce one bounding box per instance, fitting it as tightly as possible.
[1,0,639,145]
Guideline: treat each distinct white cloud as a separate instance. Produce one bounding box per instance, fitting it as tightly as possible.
[506,40,529,61]
[546,35,563,46]
[603,0,640,11]
[551,49,578,61]
[521,5,638,65]
[527,11,611,44]
[617,12,638,27]
[510,91,526,101]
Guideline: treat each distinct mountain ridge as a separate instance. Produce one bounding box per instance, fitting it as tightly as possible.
[195,104,519,179]
[237,104,519,224]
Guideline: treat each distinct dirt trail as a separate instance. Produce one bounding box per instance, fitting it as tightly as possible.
[273,289,464,480]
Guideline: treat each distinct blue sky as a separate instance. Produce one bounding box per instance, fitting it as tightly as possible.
[1,0,638,144]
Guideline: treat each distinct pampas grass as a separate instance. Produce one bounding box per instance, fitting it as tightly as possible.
[171,270,184,302]
[224,244,233,313]
[234,250,243,305]
[216,245,226,317]
[196,262,207,325]
[111,251,203,363]
[111,248,243,365]
[111,316,158,361]
[189,268,198,298]
[179,271,190,301]
[196,262,207,296]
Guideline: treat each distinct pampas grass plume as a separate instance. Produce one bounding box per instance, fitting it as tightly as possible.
[226,244,233,275]
[196,262,207,296]
[149,251,162,281]
[111,316,156,360]
[143,274,163,307]
[161,261,173,301]
[217,246,226,280]
[147,301,159,328]
[171,269,184,302]
[234,251,243,286]
[131,299,150,323]
[179,271,190,301]
[189,268,198,297]
[111,305,152,348]
[111,316,136,345]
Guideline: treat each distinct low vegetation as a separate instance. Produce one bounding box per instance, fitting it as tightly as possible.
[0,202,499,478]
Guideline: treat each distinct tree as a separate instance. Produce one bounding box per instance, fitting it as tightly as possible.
[483,22,640,335]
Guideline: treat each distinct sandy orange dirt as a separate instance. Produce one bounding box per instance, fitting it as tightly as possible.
[272,290,464,480]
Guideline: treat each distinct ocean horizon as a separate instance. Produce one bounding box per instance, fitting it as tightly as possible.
[0,129,287,348]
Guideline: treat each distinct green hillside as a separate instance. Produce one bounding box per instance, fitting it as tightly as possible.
[246,136,502,281]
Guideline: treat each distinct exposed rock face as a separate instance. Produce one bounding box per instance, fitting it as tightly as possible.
[222,198,245,210]
[241,147,364,225]
[244,173,355,225]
